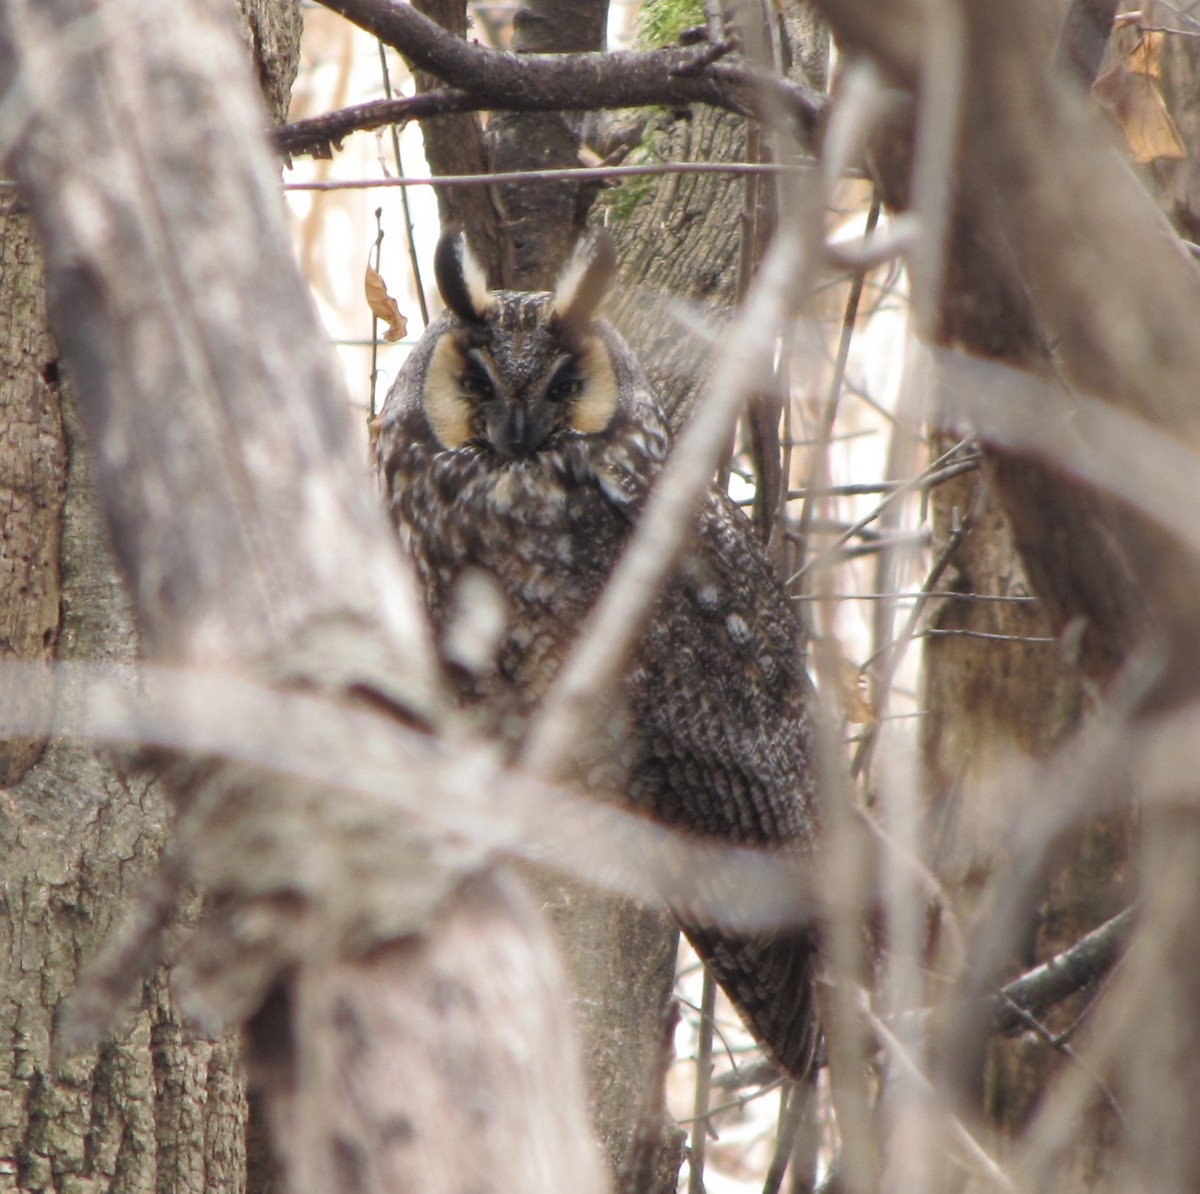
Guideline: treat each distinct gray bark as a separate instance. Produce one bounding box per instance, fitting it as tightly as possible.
[411,0,505,280]
[234,0,303,125]
[0,3,300,1190]
[0,211,249,1192]
[487,0,611,287]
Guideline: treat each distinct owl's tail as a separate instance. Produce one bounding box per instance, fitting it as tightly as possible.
[681,920,821,1081]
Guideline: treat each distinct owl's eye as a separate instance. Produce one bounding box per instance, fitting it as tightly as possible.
[460,360,495,401]
[546,371,584,403]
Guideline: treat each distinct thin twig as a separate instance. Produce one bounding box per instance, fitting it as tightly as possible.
[793,590,1036,604]
[996,997,1129,1131]
[376,40,428,326]
[675,1076,787,1124]
[675,991,755,1074]
[851,480,983,779]
[920,628,1056,644]
[282,159,819,190]
[792,436,975,583]
[859,994,1018,1192]
[762,1080,809,1194]
[688,971,718,1194]
[369,208,384,418]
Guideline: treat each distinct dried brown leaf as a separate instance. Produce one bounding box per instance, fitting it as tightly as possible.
[365,264,409,343]
[1124,27,1164,78]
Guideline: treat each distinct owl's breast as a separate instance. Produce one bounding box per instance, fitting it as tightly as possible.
[387,436,637,709]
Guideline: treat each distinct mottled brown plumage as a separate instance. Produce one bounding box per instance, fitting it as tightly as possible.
[376,229,820,1078]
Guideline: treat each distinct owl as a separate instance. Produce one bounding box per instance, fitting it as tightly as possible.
[376,228,820,1079]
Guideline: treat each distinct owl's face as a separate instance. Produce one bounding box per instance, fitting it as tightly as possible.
[379,227,672,568]
[418,229,623,461]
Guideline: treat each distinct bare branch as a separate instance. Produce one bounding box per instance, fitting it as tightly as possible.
[283,0,824,160]
[0,660,831,936]
[990,907,1137,1034]
[278,87,477,158]
[1054,0,1122,86]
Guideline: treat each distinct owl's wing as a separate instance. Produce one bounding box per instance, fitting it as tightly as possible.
[627,493,821,1078]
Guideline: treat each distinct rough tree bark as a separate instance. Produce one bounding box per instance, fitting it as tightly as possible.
[408,0,611,286]
[486,0,610,287]
[0,210,250,1194]
[920,439,1133,1187]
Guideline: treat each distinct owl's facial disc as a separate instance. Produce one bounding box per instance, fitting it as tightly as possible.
[423,331,619,456]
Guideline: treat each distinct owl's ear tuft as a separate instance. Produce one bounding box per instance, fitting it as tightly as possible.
[435,227,492,323]
[552,230,617,330]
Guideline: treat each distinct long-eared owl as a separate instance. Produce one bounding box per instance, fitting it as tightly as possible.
[376,229,820,1078]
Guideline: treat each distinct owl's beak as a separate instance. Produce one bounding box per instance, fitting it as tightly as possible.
[492,402,551,458]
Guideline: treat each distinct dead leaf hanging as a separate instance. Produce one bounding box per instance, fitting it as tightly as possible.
[365,264,409,343]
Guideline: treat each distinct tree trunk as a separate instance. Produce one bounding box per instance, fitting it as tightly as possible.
[0,203,249,1194]
[0,4,291,1191]
[2,2,609,1193]
[920,437,1133,1187]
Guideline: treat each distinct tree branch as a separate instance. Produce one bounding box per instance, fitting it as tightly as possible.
[990,906,1136,1035]
[281,0,824,160]
[278,88,475,158]
[1054,0,1122,87]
